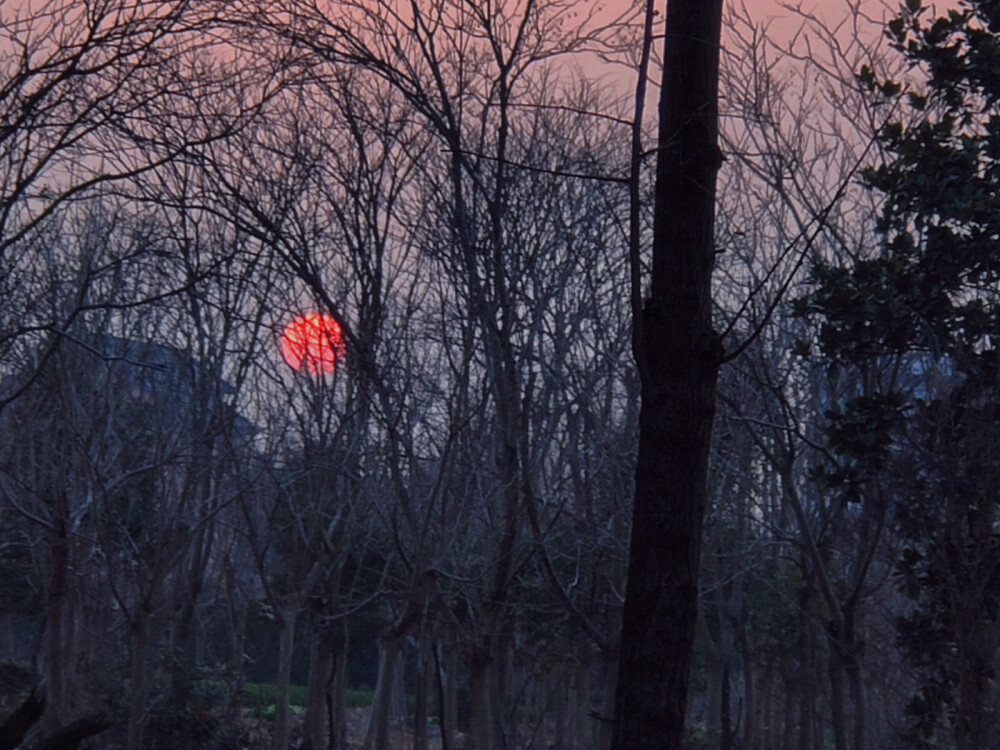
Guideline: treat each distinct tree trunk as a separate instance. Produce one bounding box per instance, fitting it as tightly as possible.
[44,513,72,724]
[170,525,209,709]
[127,606,151,750]
[738,609,755,750]
[828,641,847,750]
[705,647,724,746]
[759,661,773,750]
[611,0,724,748]
[599,646,618,750]
[845,654,866,750]
[414,638,432,750]
[490,637,510,750]
[466,646,492,750]
[796,601,812,750]
[274,610,297,750]
[363,633,405,750]
[721,659,734,750]
[554,668,568,750]
[227,595,248,725]
[328,619,349,750]
[780,668,794,750]
[307,609,334,750]
[571,655,590,750]
[436,638,458,750]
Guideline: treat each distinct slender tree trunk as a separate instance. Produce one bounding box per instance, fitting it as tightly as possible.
[490,636,510,750]
[612,0,724,748]
[127,606,151,750]
[466,646,492,750]
[436,638,458,750]
[780,668,794,750]
[171,525,209,708]
[414,638,432,750]
[759,660,773,750]
[599,646,618,750]
[705,643,724,746]
[721,659,734,750]
[363,633,405,750]
[307,609,334,750]
[275,610,297,750]
[796,599,812,750]
[44,514,71,724]
[828,640,847,750]
[738,610,755,750]
[845,654,866,750]
[554,668,568,750]
[328,620,348,750]
[227,595,248,725]
[572,653,590,750]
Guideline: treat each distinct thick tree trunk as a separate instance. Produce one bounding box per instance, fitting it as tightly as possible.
[611,1,724,748]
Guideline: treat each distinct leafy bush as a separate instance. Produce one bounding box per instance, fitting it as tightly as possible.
[345,688,374,708]
[243,682,308,708]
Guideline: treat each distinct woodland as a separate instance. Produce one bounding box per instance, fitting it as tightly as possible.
[0,0,998,749]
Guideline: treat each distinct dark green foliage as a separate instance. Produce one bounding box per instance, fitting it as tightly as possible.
[242,682,309,711]
[799,1,1000,745]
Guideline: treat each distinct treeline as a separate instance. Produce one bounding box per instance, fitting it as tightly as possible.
[0,2,996,750]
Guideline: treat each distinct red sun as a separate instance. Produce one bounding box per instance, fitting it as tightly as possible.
[280,313,345,375]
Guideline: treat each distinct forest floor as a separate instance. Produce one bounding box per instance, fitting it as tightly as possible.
[343,707,447,749]
[247,706,448,750]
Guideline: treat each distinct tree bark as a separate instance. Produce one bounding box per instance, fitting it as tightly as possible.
[828,641,847,750]
[466,646,492,750]
[363,633,404,750]
[436,637,458,750]
[275,610,297,750]
[845,653,866,750]
[307,608,334,750]
[598,646,618,750]
[227,594,248,725]
[44,514,71,724]
[414,637,432,750]
[611,0,724,748]
[127,605,151,750]
[738,607,755,750]
[329,620,348,750]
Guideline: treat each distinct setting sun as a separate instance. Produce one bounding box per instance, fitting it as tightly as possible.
[280,313,344,375]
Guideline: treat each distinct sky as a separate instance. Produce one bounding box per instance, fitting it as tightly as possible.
[571,0,904,107]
